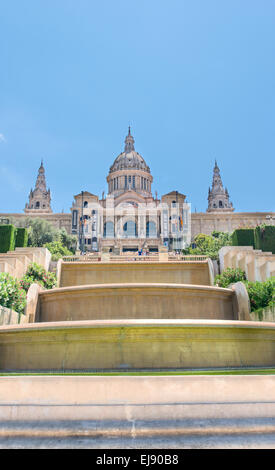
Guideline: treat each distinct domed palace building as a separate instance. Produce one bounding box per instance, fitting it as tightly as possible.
[1,127,274,253]
[71,128,190,253]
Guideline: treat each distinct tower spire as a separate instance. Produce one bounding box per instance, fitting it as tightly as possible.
[124,126,135,153]
[207,161,234,212]
[24,161,52,213]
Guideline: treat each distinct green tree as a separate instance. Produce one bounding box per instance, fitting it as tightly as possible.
[183,231,232,260]
[12,218,77,252]
[57,228,77,253]
[44,240,73,261]
[13,217,57,247]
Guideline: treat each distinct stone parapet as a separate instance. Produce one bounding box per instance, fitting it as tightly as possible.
[37,283,236,322]
[191,212,275,238]
[0,247,51,279]
[219,246,275,282]
[58,260,212,288]
[250,304,275,323]
[0,306,27,325]
[0,319,274,371]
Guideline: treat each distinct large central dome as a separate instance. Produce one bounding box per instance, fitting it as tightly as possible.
[107,127,153,199]
[109,127,151,173]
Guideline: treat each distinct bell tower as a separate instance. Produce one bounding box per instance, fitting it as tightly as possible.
[24,161,52,213]
[207,161,234,212]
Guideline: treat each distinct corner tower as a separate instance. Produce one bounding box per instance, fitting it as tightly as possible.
[24,161,52,213]
[207,161,234,212]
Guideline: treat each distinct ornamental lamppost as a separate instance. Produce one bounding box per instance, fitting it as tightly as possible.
[79,190,84,254]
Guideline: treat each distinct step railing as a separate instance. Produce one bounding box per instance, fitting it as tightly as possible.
[62,254,208,263]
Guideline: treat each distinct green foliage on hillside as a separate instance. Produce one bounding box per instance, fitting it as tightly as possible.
[183,231,232,260]
[12,217,77,257]
[245,278,275,312]
[214,268,275,313]
[0,273,26,315]
[215,267,246,288]
[44,240,73,261]
[20,263,57,292]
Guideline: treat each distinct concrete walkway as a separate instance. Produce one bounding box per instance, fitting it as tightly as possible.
[0,375,275,448]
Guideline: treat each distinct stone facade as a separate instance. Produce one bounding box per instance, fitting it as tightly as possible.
[70,129,190,252]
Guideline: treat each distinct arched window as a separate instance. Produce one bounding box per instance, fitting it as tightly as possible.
[123,220,137,238]
[146,221,157,238]
[219,201,223,208]
[83,201,88,208]
[35,201,40,208]
[103,221,114,238]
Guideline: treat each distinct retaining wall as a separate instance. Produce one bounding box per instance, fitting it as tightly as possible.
[0,319,274,371]
[37,283,241,322]
[219,246,275,282]
[58,260,213,288]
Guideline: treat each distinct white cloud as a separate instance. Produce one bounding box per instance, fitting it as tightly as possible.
[0,133,6,142]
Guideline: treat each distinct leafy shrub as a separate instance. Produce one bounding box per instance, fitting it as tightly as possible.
[15,227,28,248]
[215,267,246,288]
[255,225,275,254]
[43,240,73,261]
[231,228,255,248]
[215,269,275,313]
[0,224,16,253]
[183,232,232,260]
[20,263,56,292]
[58,228,77,253]
[245,277,275,312]
[0,273,26,314]
[20,275,39,293]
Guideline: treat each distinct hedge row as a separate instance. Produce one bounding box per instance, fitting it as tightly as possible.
[0,225,28,253]
[15,227,28,248]
[231,228,255,248]
[232,225,275,254]
[0,225,16,253]
[255,225,275,254]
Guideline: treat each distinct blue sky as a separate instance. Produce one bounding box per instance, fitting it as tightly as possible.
[0,0,274,214]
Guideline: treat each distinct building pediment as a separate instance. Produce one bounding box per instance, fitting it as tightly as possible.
[73,191,98,199]
[114,190,148,207]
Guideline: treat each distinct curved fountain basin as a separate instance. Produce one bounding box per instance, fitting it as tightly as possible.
[0,319,274,371]
[37,283,237,322]
[58,260,213,287]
